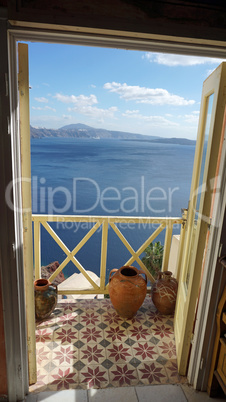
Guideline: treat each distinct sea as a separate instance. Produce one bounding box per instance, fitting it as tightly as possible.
[31,137,195,281]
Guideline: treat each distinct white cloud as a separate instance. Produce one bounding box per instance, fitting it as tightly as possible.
[45,106,56,112]
[32,105,56,112]
[123,109,140,115]
[177,111,200,124]
[69,105,118,122]
[54,92,117,122]
[54,93,97,106]
[122,110,178,126]
[34,97,49,103]
[62,114,73,120]
[91,84,96,88]
[144,52,224,67]
[104,82,195,106]
[184,111,200,124]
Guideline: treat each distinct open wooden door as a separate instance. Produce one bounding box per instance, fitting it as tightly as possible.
[18,43,37,384]
[174,62,226,375]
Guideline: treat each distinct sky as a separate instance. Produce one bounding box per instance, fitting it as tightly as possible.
[27,42,225,140]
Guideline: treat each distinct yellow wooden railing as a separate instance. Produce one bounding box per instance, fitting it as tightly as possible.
[32,215,185,295]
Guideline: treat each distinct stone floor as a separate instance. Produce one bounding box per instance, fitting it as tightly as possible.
[30,297,187,394]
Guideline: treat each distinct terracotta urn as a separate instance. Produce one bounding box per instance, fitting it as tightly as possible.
[152,270,178,315]
[109,265,147,319]
[34,278,57,320]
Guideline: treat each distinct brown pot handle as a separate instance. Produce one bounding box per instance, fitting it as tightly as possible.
[49,283,58,291]
[109,269,118,282]
[157,271,172,280]
[138,270,147,283]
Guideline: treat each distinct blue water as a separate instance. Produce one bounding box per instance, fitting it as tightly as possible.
[31,138,195,280]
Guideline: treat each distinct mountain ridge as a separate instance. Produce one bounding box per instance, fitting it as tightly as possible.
[30,124,196,145]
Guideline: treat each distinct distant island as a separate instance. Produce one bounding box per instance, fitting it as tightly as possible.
[30,123,196,146]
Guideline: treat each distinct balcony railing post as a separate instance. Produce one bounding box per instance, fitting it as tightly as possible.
[175,209,188,281]
[100,220,108,292]
[34,220,41,279]
[162,223,173,272]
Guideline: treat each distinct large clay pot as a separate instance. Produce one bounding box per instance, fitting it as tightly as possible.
[34,278,57,320]
[152,270,178,315]
[109,266,147,319]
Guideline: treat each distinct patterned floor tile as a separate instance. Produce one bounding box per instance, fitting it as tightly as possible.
[137,361,168,385]
[79,343,106,365]
[131,341,159,362]
[58,312,80,327]
[151,323,175,340]
[80,326,104,343]
[73,360,86,371]
[156,355,168,366]
[98,299,115,311]
[43,361,57,373]
[109,363,139,387]
[104,325,128,343]
[143,299,156,312]
[36,315,56,328]
[164,359,186,384]
[36,343,52,367]
[52,344,78,366]
[46,341,59,351]
[36,328,53,343]
[149,336,160,345]
[126,324,152,342]
[129,357,142,368]
[48,367,79,391]
[101,358,114,369]
[165,318,174,327]
[145,310,166,324]
[157,339,177,359]
[80,311,101,327]
[106,343,133,364]
[79,364,109,389]
[124,311,147,325]
[31,297,187,394]
[79,299,100,311]
[102,310,124,326]
[53,326,79,344]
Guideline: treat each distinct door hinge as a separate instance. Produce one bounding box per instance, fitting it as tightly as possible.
[181,208,188,227]
[190,333,194,344]
[207,217,212,230]
[23,212,28,232]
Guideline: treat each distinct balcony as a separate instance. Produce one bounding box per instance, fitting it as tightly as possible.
[30,214,187,393]
[33,214,185,291]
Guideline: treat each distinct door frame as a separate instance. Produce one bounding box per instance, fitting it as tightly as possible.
[187,108,226,389]
[5,25,226,399]
[0,21,29,402]
[174,63,226,375]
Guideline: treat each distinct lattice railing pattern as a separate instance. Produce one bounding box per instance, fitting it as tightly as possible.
[32,215,184,295]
